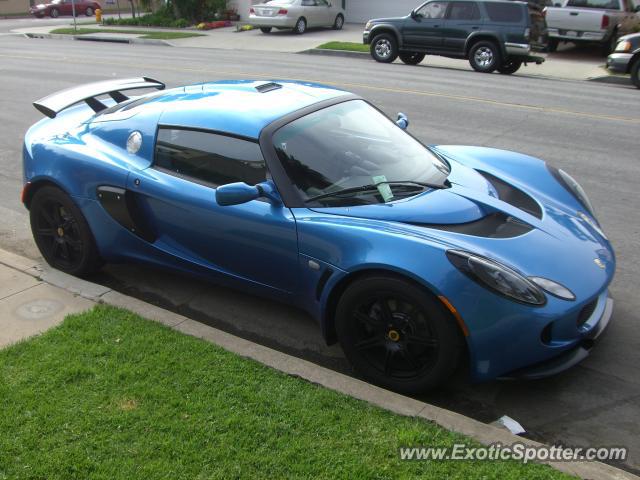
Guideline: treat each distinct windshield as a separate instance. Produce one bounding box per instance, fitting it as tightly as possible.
[272,100,450,207]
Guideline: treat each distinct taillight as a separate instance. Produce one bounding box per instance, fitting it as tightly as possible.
[21,182,31,205]
[278,8,288,14]
[524,27,530,40]
[249,7,255,13]
[542,7,547,18]
[601,15,609,29]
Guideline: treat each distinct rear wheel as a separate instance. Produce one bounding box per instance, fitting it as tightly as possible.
[49,8,59,18]
[631,58,640,89]
[370,33,398,63]
[335,275,462,393]
[469,41,500,73]
[30,186,102,276]
[294,17,306,34]
[547,38,558,53]
[260,27,272,33]
[603,31,618,56]
[399,52,426,65]
[497,59,522,75]
[333,13,344,30]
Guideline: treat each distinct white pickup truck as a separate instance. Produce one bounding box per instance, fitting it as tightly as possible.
[544,0,640,53]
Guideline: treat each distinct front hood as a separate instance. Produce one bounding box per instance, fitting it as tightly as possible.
[308,147,615,299]
[308,161,508,225]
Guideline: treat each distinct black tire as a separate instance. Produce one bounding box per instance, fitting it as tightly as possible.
[333,13,344,30]
[370,33,399,63]
[30,185,103,276]
[399,52,426,65]
[602,31,618,56]
[260,27,272,33]
[497,59,522,75]
[631,58,640,89]
[335,275,463,393]
[85,6,94,16]
[49,8,59,18]
[547,38,558,53]
[294,17,306,34]
[468,40,501,73]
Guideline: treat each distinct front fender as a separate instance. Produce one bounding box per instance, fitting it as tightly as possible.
[368,24,404,47]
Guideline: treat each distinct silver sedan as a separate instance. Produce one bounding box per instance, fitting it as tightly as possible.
[248,0,345,34]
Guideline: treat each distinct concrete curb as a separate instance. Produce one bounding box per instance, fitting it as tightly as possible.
[0,247,636,480]
[24,32,169,46]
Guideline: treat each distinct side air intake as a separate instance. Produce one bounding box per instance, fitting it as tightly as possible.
[478,171,543,219]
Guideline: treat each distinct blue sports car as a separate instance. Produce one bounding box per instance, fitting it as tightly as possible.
[23,78,615,393]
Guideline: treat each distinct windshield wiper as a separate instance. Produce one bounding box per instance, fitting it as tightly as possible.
[305,181,443,203]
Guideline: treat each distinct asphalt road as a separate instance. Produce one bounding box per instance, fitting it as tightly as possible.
[2,34,640,472]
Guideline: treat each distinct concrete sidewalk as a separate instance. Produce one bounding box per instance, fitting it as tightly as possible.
[12,22,619,82]
[0,247,637,480]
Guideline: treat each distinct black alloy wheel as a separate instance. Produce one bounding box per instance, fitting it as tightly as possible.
[30,186,102,276]
[336,276,462,393]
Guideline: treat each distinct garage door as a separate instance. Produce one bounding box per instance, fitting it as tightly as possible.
[345,0,422,23]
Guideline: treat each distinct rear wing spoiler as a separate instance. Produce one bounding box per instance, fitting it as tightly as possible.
[33,77,165,119]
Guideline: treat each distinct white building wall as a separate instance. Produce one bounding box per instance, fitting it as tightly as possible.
[344,0,421,23]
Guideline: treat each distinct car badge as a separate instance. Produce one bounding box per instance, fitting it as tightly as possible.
[594,258,605,269]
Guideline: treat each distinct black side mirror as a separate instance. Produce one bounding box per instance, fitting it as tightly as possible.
[410,9,422,19]
[635,4,640,12]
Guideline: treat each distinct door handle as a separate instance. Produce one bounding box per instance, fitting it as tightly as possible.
[471,25,479,29]
[570,11,578,15]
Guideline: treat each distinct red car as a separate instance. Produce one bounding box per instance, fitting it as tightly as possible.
[30,0,101,18]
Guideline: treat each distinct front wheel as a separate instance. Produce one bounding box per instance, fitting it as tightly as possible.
[85,6,93,16]
[30,186,103,276]
[469,41,500,73]
[370,33,398,63]
[332,14,344,30]
[294,17,306,34]
[497,59,522,75]
[399,52,426,65]
[49,8,59,18]
[631,58,640,89]
[335,276,462,393]
[260,27,272,33]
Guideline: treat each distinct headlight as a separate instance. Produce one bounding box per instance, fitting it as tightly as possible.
[365,21,372,31]
[447,250,546,306]
[549,165,596,218]
[615,40,631,52]
[529,277,575,301]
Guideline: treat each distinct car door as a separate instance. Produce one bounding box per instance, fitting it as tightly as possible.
[441,1,482,53]
[127,127,300,295]
[301,0,320,26]
[58,0,72,15]
[315,0,333,25]
[403,1,450,50]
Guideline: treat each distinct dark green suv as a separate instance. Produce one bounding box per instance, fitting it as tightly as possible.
[363,0,548,74]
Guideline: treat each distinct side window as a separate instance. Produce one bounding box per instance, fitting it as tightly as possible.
[484,2,523,22]
[316,0,329,5]
[418,1,449,18]
[301,0,316,5]
[155,128,267,188]
[447,2,481,20]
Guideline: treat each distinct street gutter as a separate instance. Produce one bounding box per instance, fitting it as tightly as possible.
[0,247,636,480]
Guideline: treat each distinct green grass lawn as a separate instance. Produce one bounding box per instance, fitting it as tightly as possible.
[317,41,370,53]
[0,305,572,479]
[49,27,203,39]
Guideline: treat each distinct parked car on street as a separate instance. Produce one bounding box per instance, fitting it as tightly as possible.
[544,0,640,54]
[248,0,345,34]
[29,0,100,17]
[23,78,615,393]
[607,32,640,87]
[363,0,548,74]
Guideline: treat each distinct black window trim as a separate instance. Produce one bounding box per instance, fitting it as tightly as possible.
[152,124,267,191]
[445,0,481,20]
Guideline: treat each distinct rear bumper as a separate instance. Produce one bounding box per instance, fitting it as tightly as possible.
[547,28,607,42]
[501,294,613,380]
[248,15,296,28]
[607,52,632,73]
[505,43,546,64]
